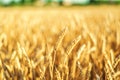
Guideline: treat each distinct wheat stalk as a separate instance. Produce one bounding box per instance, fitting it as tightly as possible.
[66,35,81,56]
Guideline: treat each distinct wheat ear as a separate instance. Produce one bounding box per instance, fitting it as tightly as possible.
[66,35,81,56]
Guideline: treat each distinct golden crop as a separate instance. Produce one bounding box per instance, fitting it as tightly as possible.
[0,6,120,80]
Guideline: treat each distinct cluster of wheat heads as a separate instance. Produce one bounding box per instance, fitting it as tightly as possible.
[0,7,120,80]
[0,28,120,80]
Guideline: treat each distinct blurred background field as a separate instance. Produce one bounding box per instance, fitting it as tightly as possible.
[0,0,120,6]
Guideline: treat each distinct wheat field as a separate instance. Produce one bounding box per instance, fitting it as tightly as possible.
[0,5,120,80]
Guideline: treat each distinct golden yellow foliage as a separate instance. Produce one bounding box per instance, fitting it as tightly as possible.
[0,6,120,80]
